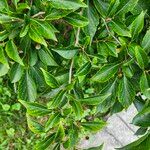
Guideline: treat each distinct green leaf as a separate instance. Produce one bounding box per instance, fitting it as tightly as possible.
[45,9,72,20]
[81,121,106,132]
[133,96,145,112]
[31,19,57,41]
[135,127,147,136]
[116,0,139,15]
[35,133,55,150]
[140,72,150,99]
[83,0,99,43]
[93,0,108,17]
[5,40,24,66]
[11,103,21,111]
[0,30,9,41]
[105,42,118,57]
[122,66,134,78]
[0,47,9,67]
[116,132,150,150]
[20,24,29,37]
[79,93,111,105]
[9,63,23,83]
[50,90,66,108]
[12,0,19,7]
[19,100,51,116]
[118,75,136,108]
[12,0,18,6]
[109,21,131,37]
[29,50,38,66]
[70,100,83,119]
[16,3,30,11]
[134,46,148,69]
[107,0,120,17]
[111,101,124,115]
[18,72,37,102]
[132,106,150,127]
[29,25,47,47]
[141,28,150,53]
[76,62,91,76]
[26,114,45,134]
[38,48,58,66]
[65,12,89,27]
[41,68,59,88]
[0,14,13,23]
[92,63,119,82]
[52,46,79,59]
[47,0,87,10]
[0,64,9,76]
[63,125,79,149]
[0,0,8,12]
[30,66,45,87]
[2,104,10,111]
[45,113,60,132]
[130,11,145,38]
[97,79,118,113]
[55,122,65,141]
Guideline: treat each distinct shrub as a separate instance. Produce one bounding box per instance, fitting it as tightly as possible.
[0,0,149,149]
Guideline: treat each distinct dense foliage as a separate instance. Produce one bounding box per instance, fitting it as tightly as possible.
[0,0,150,149]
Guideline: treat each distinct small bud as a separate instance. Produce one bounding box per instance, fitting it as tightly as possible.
[35,44,41,50]
[118,73,123,78]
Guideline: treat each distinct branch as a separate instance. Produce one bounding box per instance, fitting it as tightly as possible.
[32,12,45,18]
[102,18,121,45]
[68,28,80,85]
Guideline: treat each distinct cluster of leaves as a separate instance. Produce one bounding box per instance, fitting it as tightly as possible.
[0,0,150,149]
[0,77,36,149]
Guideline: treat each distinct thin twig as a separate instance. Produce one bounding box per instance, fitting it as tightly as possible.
[32,12,45,18]
[68,59,74,85]
[68,28,80,85]
[75,28,80,46]
[102,18,121,45]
